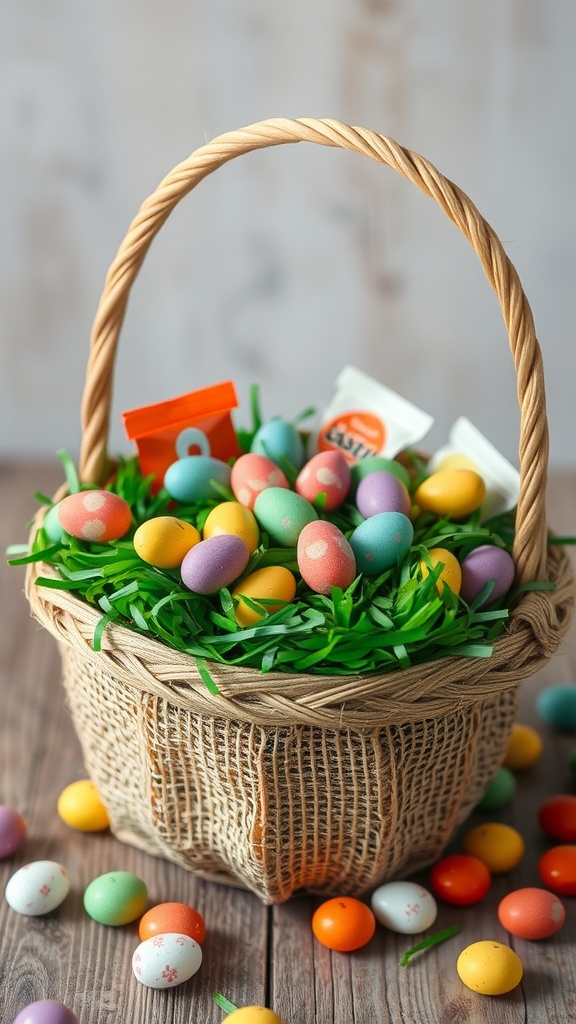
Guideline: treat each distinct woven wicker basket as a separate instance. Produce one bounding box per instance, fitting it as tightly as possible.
[26,119,574,904]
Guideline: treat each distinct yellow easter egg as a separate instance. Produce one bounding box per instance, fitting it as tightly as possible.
[502,722,543,770]
[457,940,523,995]
[133,516,200,568]
[420,547,462,595]
[433,453,480,474]
[223,1009,285,1024]
[57,779,110,832]
[232,566,297,626]
[203,501,260,554]
[414,469,487,518]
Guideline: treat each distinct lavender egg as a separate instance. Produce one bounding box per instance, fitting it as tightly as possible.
[355,471,411,519]
[12,1002,78,1024]
[460,544,515,607]
[180,534,250,595]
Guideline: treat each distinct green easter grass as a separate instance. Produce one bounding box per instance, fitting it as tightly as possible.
[8,450,524,692]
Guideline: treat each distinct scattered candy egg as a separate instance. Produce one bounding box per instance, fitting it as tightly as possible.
[12,1000,78,1024]
[355,471,411,519]
[349,512,414,576]
[476,767,517,811]
[538,794,576,842]
[5,860,70,916]
[311,896,376,951]
[83,870,147,925]
[414,469,487,519]
[132,932,202,989]
[253,488,318,547]
[456,940,523,995]
[429,854,491,906]
[502,722,543,770]
[295,451,351,510]
[537,684,576,731]
[164,454,231,503]
[251,419,305,470]
[180,534,250,595]
[370,880,437,934]
[57,779,110,832]
[349,455,411,492]
[419,547,462,595]
[0,805,26,859]
[57,490,132,543]
[231,566,297,626]
[297,521,357,595]
[497,886,565,940]
[139,902,206,944]
[230,453,290,511]
[222,1009,285,1023]
[459,544,515,607]
[463,822,525,873]
[203,501,260,554]
[538,845,576,895]
[133,516,200,569]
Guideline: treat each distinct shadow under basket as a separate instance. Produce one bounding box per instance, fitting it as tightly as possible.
[23,119,575,903]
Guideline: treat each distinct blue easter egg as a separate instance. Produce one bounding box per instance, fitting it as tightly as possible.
[164,455,231,503]
[537,684,576,731]
[349,512,414,576]
[251,419,305,470]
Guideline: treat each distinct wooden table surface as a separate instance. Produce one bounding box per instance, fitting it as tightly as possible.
[1,462,576,1024]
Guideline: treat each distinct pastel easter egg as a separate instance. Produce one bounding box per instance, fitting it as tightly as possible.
[5,860,70,916]
[180,534,250,594]
[349,512,414,576]
[414,469,487,518]
[355,471,411,519]
[203,502,260,554]
[460,544,515,607]
[537,684,576,731]
[134,516,201,569]
[254,488,318,547]
[12,1001,78,1024]
[43,503,65,543]
[251,419,305,470]
[223,1010,285,1023]
[0,805,26,859]
[132,932,202,989]
[231,453,290,510]
[57,490,132,543]
[419,547,462,595]
[232,566,297,626]
[164,455,231,503]
[83,870,147,925]
[297,521,357,595]
[350,456,411,492]
[295,451,351,510]
[57,779,110,832]
[370,881,438,934]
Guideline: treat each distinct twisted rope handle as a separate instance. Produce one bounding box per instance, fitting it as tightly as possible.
[79,117,549,585]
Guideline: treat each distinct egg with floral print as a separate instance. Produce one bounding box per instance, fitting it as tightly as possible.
[297,521,357,595]
[5,860,70,915]
[132,932,203,989]
[295,451,351,510]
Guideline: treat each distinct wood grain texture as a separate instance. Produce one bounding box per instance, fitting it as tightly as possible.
[1,463,575,1023]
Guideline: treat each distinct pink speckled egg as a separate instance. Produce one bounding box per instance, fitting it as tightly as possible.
[295,451,351,511]
[57,490,132,542]
[180,534,250,595]
[460,544,515,607]
[355,471,411,519]
[230,453,290,511]
[297,521,357,595]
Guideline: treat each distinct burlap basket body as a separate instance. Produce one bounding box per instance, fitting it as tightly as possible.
[26,119,574,905]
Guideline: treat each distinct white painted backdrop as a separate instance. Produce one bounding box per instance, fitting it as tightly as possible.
[1,0,575,471]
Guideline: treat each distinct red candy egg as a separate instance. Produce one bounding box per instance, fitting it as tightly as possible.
[538,846,576,895]
[429,853,491,905]
[297,520,357,595]
[230,453,289,511]
[57,490,132,542]
[139,901,206,944]
[538,794,576,842]
[498,887,565,940]
[295,451,351,511]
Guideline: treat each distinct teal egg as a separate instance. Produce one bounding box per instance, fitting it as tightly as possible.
[477,767,517,811]
[349,511,414,576]
[253,487,318,546]
[350,456,411,492]
[164,455,231,503]
[43,503,65,543]
[251,419,305,470]
[537,684,576,731]
[84,870,148,926]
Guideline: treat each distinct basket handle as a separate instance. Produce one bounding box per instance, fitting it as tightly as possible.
[79,117,549,586]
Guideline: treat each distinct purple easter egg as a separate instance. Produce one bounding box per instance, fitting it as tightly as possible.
[0,805,26,859]
[180,534,250,595]
[460,544,516,607]
[356,471,411,519]
[12,1001,78,1024]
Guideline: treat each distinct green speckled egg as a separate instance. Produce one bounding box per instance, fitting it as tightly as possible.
[253,488,318,547]
[350,512,414,576]
[84,871,148,926]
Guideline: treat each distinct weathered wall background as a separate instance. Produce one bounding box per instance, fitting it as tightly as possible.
[1,0,575,470]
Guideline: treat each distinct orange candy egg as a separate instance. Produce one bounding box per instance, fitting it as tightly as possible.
[138,902,206,945]
[57,490,132,542]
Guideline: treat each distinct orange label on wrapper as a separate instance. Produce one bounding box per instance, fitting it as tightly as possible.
[318,411,387,463]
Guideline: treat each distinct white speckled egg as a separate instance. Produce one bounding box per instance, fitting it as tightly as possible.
[297,521,357,595]
[253,488,318,547]
[460,544,515,607]
[180,534,250,594]
[371,881,438,934]
[350,512,414,576]
[164,455,231,503]
[57,490,132,543]
[355,471,411,518]
[5,860,70,915]
[251,419,305,470]
[295,451,351,511]
[132,933,202,989]
[230,453,290,510]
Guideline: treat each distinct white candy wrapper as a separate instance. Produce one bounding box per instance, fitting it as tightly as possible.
[428,417,520,520]
[314,366,434,463]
